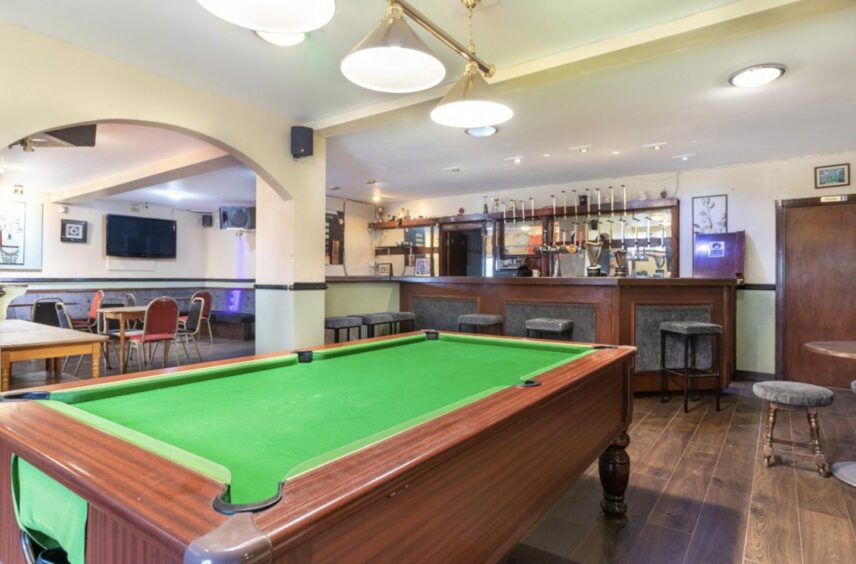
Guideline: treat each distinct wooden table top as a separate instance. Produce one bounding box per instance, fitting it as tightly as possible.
[0,320,108,349]
[805,341,856,360]
[99,306,146,316]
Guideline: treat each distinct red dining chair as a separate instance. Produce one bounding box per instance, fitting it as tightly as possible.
[125,297,180,372]
[72,290,104,332]
[180,290,213,344]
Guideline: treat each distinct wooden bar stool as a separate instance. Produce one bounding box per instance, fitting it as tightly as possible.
[324,316,362,343]
[660,321,722,413]
[525,318,574,340]
[457,314,503,335]
[753,381,833,477]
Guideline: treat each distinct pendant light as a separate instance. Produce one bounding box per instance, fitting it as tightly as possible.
[255,31,306,47]
[196,0,336,33]
[341,2,445,94]
[431,1,512,128]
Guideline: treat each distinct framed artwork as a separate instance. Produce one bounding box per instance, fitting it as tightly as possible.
[815,163,850,189]
[376,262,393,277]
[414,257,431,276]
[0,201,26,264]
[61,219,88,243]
[692,195,727,234]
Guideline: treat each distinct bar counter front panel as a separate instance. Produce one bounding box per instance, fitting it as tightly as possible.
[396,277,736,392]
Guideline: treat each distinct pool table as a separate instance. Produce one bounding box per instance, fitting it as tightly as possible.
[0,331,635,564]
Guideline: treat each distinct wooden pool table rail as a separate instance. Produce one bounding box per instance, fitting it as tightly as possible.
[0,332,635,563]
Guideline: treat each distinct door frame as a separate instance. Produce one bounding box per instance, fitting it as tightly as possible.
[775,193,855,378]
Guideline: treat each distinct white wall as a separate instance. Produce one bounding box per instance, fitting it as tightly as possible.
[395,150,856,284]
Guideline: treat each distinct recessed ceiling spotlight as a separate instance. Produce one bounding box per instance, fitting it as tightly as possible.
[504,156,523,165]
[166,191,186,201]
[672,153,696,161]
[442,166,462,173]
[729,63,786,88]
[254,30,306,46]
[465,126,498,138]
[611,151,621,156]
[543,153,551,158]
[642,142,668,150]
[568,145,592,153]
[371,194,382,203]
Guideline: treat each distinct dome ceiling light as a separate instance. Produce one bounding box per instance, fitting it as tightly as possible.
[196,0,336,34]
[729,63,786,88]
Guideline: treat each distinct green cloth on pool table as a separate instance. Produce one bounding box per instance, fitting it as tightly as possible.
[44,334,592,505]
[11,456,88,564]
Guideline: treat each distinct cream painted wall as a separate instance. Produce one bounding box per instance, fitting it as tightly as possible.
[395,150,856,284]
[325,197,377,277]
[325,282,400,317]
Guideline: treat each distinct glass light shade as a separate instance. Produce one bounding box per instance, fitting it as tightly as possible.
[729,64,786,88]
[431,70,513,128]
[255,30,306,46]
[341,14,445,93]
[196,0,335,33]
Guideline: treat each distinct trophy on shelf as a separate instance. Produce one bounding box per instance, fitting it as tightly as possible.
[654,254,667,278]
[614,248,628,277]
[585,237,603,277]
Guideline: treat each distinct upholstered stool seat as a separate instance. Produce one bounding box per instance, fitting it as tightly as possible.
[660,321,723,413]
[386,311,417,333]
[753,380,833,476]
[353,313,395,338]
[457,314,503,335]
[525,318,574,340]
[324,316,362,343]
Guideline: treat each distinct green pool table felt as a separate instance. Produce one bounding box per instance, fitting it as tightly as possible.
[42,333,593,504]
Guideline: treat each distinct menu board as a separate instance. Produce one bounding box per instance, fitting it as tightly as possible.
[325,211,344,265]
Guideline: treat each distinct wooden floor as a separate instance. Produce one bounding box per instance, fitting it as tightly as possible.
[8,353,856,564]
[504,380,856,564]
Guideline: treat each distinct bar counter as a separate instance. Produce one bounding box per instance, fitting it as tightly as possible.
[327,276,736,393]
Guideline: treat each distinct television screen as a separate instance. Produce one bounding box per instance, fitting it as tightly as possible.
[105,214,177,259]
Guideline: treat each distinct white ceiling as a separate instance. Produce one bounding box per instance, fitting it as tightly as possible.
[103,164,256,210]
[0,0,742,122]
[328,6,856,201]
[0,123,209,194]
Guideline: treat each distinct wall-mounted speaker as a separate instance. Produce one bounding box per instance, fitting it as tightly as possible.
[201,214,213,227]
[220,207,256,230]
[291,126,314,159]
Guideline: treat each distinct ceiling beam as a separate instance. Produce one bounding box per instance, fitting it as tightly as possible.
[312,0,846,138]
[51,146,239,204]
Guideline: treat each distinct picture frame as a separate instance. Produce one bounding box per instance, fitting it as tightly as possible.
[376,262,393,277]
[815,163,850,189]
[60,219,88,243]
[692,195,727,234]
[414,257,431,277]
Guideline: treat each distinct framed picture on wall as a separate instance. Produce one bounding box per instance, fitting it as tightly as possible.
[815,163,850,189]
[692,195,727,234]
[60,219,88,243]
[376,262,393,277]
[414,257,431,276]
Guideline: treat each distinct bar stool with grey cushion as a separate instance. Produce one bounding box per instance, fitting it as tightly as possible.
[660,321,723,413]
[324,316,362,343]
[386,311,417,334]
[457,313,504,335]
[353,313,395,339]
[753,381,834,477]
[525,318,574,340]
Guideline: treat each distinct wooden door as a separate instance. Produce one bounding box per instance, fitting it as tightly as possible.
[443,232,468,276]
[777,195,856,387]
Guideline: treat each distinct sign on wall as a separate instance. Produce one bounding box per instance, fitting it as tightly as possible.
[325,211,344,265]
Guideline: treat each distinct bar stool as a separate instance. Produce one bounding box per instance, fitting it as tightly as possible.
[457,314,503,335]
[324,316,362,343]
[387,311,416,334]
[525,318,574,340]
[660,321,722,413]
[353,313,395,338]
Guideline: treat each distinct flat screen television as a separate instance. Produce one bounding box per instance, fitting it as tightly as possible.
[105,214,177,259]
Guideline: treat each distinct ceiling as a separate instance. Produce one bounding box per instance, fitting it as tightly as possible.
[327,5,856,201]
[0,0,742,123]
[1,1,854,207]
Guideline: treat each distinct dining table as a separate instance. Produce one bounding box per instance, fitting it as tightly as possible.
[805,341,856,487]
[98,305,147,374]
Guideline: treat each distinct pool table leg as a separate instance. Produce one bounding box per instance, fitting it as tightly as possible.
[599,430,630,516]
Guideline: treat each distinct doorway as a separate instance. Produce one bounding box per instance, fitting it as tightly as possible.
[441,223,486,276]
[776,194,856,387]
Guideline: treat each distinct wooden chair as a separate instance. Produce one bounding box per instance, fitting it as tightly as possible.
[175,297,205,363]
[125,297,181,373]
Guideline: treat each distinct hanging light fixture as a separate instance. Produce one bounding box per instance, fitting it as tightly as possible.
[341,2,445,94]
[431,1,512,128]
[254,30,306,47]
[196,0,336,33]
